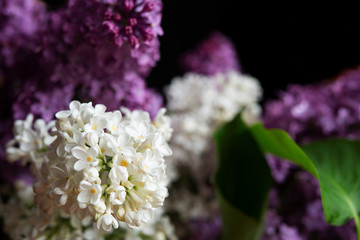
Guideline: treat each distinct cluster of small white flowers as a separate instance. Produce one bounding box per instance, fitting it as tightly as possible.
[3,101,174,239]
[0,179,106,240]
[31,101,173,232]
[6,114,56,169]
[1,183,176,240]
[165,70,262,220]
[166,70,262,165]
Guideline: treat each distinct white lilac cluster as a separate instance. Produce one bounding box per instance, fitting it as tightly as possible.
[167,70,262,166]
[4,101,175,239]
[166,70,262,220]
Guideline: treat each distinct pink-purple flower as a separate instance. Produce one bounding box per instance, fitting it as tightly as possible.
[180,31,241,76]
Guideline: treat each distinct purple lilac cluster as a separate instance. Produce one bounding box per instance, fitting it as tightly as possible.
[0,0,164,183]
[180,31,241,76]
[44,0,162,78]
[2,0,163,121]
[262,67,360,239]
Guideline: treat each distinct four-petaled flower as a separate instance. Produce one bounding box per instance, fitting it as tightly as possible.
[72,146,100,171]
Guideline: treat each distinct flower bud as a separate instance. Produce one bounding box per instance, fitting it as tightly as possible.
[85,132,99,146]
[93,199,106,214]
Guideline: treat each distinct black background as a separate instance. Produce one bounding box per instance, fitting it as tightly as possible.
[148,2,360,101]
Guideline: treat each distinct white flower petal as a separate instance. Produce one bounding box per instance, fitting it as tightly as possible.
[159,145,172,156]
[74,159,87,171]
[125,126,138,137]
[88,146,98,157]
[59,194,68,205]
[80,181,93,190]
[78,191,92,203]
[94,104,106,114]
[72,146,88,160]
[55,110,71,119]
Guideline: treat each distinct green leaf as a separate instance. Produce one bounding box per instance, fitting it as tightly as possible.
[249,123,318,178]
[248,123,360,239]
[214,114,272,240]
[217,191,267,240]
[301,139,360,236]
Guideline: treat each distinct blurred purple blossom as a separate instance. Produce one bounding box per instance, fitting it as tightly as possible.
[12,83,75,122]
[264,67,360,142]
[0,0,46,67]
[188,217,222,240]
[180,31,241,76]
[261,210,303,240]
[78,72,162,118]
[266,154,293,183]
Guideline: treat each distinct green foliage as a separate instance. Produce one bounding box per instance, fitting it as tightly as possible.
[250,124,360,239]
[250,123,318,178]
[214,113,360,240]
[302,139,360,238]
[214,114,272,240]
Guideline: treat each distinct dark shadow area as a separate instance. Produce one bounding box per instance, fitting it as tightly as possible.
[148,2,360,101]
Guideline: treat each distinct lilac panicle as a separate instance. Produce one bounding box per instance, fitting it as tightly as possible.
[180,31,241,76]
[264,67,360,141]
[43,0,162,77]
[262,67,360,239]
